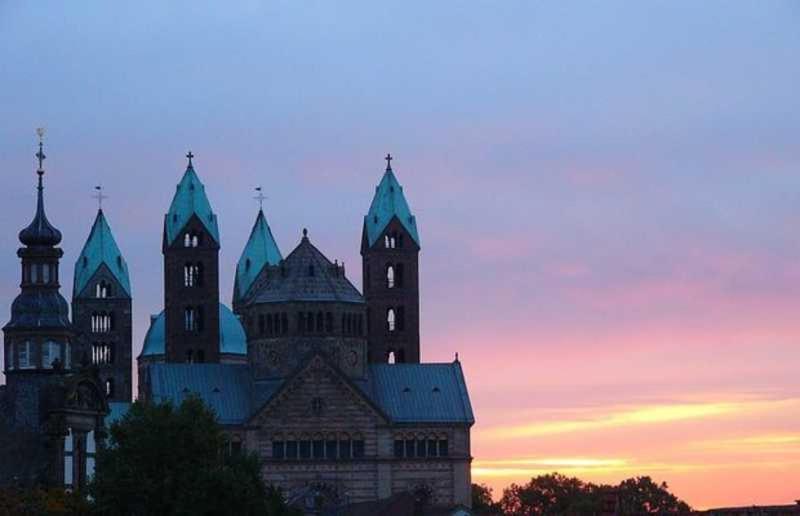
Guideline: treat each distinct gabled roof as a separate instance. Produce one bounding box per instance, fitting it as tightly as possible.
[146,363,252,425]
[363,165,420,248]
[163,165,219,246]
[234,209,282,303]
[139,304,246,358]
[363,362,475,424]
[74,210,131,297]
[248,231,363,305]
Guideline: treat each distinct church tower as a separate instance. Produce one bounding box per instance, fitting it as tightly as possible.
[2,131,73,428]
[162,152,221,363]
[232,202,282,312]
[361,155,421,363]
[72,199,132,402]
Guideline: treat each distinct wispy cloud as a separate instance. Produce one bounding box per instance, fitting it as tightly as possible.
[477,398,800,440]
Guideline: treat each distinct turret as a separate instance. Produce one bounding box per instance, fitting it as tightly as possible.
[72,200,133,402]
[361,155,421,363]
[232,203,282,312]
[162,152,221,363]
[2,130,73,429]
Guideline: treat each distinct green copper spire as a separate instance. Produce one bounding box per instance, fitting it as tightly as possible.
[363,154,420,248]
[234,208,282,302]
[163,153,220,246]
[74,209,131,297]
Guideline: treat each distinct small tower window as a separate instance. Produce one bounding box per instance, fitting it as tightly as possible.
[185,307,198,332]
[19,341,32,369]
[91,312,113,333]
[386,265,395,288]
[388,350,396,364]
[184,263,202,287]
[387,308,396,332]
[95,281,111,299]
[184,233,191,247]
[92,343,113,365]
[42,341,59,369]
[245,258,251,271]
[42,264,50,284]
[105,378,114,398]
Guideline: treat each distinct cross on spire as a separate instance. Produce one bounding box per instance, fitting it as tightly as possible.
[254,186,267,210]
[186,150,194,168]
[93,185,108,210]
[35,127,46,175]
[385,153,393,171]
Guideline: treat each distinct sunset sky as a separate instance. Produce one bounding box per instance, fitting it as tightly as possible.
[1,2,799,509]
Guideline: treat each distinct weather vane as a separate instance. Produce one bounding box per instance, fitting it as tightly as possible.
[35,127,46,173]
[93,185,108,210]
[254,186,267,210]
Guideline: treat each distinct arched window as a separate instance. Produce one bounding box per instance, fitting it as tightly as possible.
[42,341,59,369]
[186,349,194,363]
[95,281,111,299]
[184,263,202,287]
[192,234,199,247]
[92,343,113,365]
[185,307,198,332]
[387,309,396,332]
[184,233,191,247]
[388,350,396,364]
[91,312,113,333]
[105,378,114,398]
[386,265,395,288]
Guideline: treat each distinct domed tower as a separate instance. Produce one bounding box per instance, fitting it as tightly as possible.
[2,131,73,429]
[72,199,132,402]
[239,229,367,379]
[361,155,421,363]
[232,203,282,312]
[162,152,221,363]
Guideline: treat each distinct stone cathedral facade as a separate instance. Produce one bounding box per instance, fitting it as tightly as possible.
[1,141,474,512]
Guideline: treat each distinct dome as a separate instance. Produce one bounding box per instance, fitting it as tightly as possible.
[19,176,62,247]
[139,303,246,358]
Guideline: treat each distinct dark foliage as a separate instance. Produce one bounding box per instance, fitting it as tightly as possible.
[89,396,299,516]
[498,472,691,515]
[472,483,504,515]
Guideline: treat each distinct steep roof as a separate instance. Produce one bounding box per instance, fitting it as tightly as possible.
[363,165,420,248]
[233,209,282,303]
[147,364,252,425]
[163,165,219,246]
[141,359,474,426]
[139,304,246,358]
[73,210,131,297]
[363,362,475,424]
[248,231,363,305]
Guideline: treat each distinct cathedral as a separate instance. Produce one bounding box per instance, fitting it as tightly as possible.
[0,136,474,512]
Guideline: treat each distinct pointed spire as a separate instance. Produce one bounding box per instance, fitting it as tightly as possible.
[19,128,62,247]
[363,154,420,248]
[233,206,282,303]
[164,153,219,246]
[74,208,131,297]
